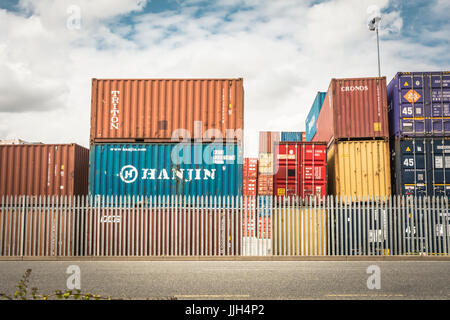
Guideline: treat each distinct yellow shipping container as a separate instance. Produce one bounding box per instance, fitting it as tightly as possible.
[258,153,274,174]
[272,207,327,256]
[327,140,391,200]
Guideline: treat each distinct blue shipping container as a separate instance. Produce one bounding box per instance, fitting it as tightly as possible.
[391,137,450,197]
[280,132,304,142]
[387,71,450,137]
[89,143,243,197]
[305,92,327,141]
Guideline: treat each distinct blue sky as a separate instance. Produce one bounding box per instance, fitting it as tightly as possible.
[0,0,449,155]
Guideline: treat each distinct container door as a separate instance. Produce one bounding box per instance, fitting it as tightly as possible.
[400,139,427,196]
[300,144,327,198]
[399,74,426,135]
[430,74,450,136]
[274,144,300,197]
[429,139,450,197]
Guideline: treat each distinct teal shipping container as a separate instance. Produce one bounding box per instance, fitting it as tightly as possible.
[305,92,327,141]
[280,132,305,142]
[89,143,243,197]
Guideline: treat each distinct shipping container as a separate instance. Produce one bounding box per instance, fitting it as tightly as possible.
[257,174,273,195]
[89,143,243,197]
[305,92,327,142]
[273,142,327,198]
[0,144,89,199]
[243,158,258,178]
[258,153,274,174]
[391,137,450,197]
[331,206,389,256]
[243,177,257,196]
[313,77,389,145]
[272,203,327,256]
[259,131,280,153]
[280,132,306,142]
[387,71,450,137]
[0,200,75,256]
[90,78,244,143]
[327,140,391,200]
[242,196,256,237]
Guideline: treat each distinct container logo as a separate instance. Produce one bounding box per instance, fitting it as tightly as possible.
[120,165,138,183]
[119,165,217,183]
[340,86,369,92]
[404,89,421,103]
[111,90,120,130]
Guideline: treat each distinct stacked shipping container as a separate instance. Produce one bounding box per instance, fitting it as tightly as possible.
[257,131,279,195]
[388,71,450,197]
[89,78,245,197]
[305,92,327,142]
[312,77,391,199]
[88,78,245,256]
[280,132,306,142]
[273,142,327,198]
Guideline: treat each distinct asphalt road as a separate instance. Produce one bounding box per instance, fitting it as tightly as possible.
[0,261,449,300]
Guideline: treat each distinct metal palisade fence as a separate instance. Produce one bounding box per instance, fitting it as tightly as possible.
[0,195,448,257]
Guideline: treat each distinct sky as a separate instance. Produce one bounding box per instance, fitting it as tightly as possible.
[0,0,449,157]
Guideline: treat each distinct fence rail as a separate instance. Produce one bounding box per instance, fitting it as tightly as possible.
[0,195,448,257]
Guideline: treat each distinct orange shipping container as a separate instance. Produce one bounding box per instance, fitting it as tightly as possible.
[313,77,389,146]
[243,177,257,196]
[0,144,89,199]
[258,175,273,195]
[90,78,244,143]
[243,158,258,178]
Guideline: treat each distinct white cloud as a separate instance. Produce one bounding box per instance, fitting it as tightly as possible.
[0,0,448,157]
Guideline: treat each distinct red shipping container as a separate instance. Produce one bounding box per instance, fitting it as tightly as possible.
[313,77,389,146]
[243,158,258,178]
[259,131,280,153]
[257,174,273,195]
[273,142,327,198]
[243,177,257,196]
[90,78,244,143]
[0,144,89,199]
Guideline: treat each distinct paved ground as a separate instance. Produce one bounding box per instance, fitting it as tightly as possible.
[0,261,449,300]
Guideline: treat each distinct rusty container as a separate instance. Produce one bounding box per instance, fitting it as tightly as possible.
[0,144,89,199]
[313,77,389,145]
[90,78,244,143]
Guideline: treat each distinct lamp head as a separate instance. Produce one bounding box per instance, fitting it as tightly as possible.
[368,16,381,31]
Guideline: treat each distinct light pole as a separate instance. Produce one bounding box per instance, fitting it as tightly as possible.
[368,16,382,77]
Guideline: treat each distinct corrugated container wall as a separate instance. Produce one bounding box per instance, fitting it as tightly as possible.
[0,144,89,198]
[305,92,327,142]
[391,137,450,197]
[274,142,327,198]
[327,140,391,200]
[258,153,274,175]
[387,71,450,137]
[313,78,389,145]
[259,131,280,153]
[243,158,258,196]
[257,175,273,195]
[90,79,244,143]
[280,132,305,142]
[89,143,243,197]
[243,158,258,178]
